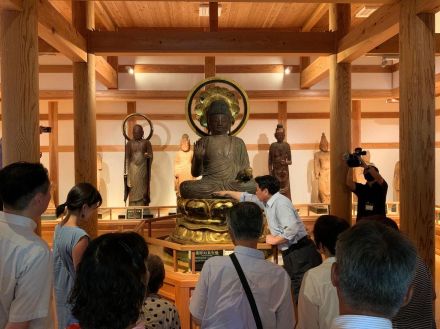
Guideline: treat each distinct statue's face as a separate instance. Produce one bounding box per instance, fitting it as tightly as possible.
[208,113,231,135]
[274,129,285,142]
[133,125,144,140]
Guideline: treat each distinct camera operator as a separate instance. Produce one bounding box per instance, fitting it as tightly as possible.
[345,151,388,220]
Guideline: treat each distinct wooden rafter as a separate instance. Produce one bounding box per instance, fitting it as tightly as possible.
[0,89,395,102]
[301,3,328,32]
[416,0,440,13]
[300,57,329,89]
[88,30,337,55]
[0,0,22,11]
[93,0,394,3]
[36,0,117,88]
[209,2,218,32]
[95,2,116,31]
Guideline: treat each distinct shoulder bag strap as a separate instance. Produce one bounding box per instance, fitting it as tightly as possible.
[229,253,263,329]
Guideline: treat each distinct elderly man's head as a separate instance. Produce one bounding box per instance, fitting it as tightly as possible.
[332,220,417,318]
[227,202,263,243]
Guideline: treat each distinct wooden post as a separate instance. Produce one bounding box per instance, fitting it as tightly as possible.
[0,0,40,165]
[209,2,218,32]
[72,1,98,237]
[107,56,118,89]
[48,101,59,207]
[351,100,361,149]
[329,4,352,223]
[399,0,435,274]
[0,0,40,233]
[205,56,216,78]
[278,101,288,140]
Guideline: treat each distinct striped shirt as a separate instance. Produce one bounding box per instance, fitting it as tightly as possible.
[392,256,436,329]
[331,315,392,329]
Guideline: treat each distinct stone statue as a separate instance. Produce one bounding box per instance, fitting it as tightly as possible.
[174,134,195,196]
[268,124,292,199]
[394,161,400,202]
[125,124,153,206]
[179,100,256,199]
[314,133,330,203]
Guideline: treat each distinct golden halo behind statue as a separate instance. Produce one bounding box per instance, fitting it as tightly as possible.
[185,77,250,137]
[122,113,154,141]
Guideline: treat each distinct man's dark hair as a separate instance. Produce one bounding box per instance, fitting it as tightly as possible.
[227,202,263,241]
[0,162,50,210]
[56,182,102,218]
[255,175,280,195]
[336,221,416,318]
[70,232,149,329]
[147,254,165,294]
[313,215,349,255]
[357,215,399,231]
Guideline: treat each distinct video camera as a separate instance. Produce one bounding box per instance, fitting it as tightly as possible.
[39,126,52,134]
[343,147,367,167]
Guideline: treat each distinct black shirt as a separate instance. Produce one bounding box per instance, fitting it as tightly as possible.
[354,180,388,219]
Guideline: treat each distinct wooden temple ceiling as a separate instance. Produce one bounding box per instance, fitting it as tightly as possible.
[48,1,383,31]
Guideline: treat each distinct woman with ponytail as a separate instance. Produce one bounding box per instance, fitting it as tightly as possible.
[53,183,102,329]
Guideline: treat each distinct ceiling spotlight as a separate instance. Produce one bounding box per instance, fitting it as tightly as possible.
[125,66,134,75]
[355,5,379,18]
[386,98,399,103]
[284,66,292,75]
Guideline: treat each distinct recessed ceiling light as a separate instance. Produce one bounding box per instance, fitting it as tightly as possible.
[199,3,222,17]
[125,66,134,75]
[284,66,292,75]
[355,5,379,18]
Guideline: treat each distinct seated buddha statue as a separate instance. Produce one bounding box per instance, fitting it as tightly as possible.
[180,100,256,199]
[171,94,257,244]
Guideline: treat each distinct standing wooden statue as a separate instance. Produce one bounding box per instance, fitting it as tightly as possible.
[123,115,154,206]
[174,134,195,196]
[314,133,330,203]
[394,161,400,202]
[268,124,292,199]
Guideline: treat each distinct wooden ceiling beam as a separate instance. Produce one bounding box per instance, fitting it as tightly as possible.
[39,63,394,75]
[37,0,117,88]
[38,38,59,54]
[337,2,400,63]
[209,2,218,32]
[417,0,440,13]
[300,56,329,89]
[301,3,328,32]
[37,0,87,62]
[0,0,22,11]
[0,89,393,101]
[93,0,394,3]
[368,34,440,55]
[88,30,336,55]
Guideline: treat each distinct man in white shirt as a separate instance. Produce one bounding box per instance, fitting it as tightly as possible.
[330,221,416,329]
[190,202,294,329]
[297,215,349,329]
[0,162,53,329]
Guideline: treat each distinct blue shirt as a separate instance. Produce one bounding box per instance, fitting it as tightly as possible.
[240,192,307,251]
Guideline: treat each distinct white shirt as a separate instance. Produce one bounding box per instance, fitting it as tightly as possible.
[0,211,53,329]
[297,257,338,329]
[241,192,307,251]
[330,315,392,329]
[190,246,295,329]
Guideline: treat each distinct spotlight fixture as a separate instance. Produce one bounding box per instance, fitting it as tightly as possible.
[125,66,134,75]
[284,66,292,75]
[386,98,399,103]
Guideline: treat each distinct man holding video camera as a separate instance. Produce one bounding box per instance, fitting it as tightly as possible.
[345,148,388,220]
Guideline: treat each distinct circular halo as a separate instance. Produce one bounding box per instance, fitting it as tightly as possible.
[185,77,249,137]
[122,113,154,141]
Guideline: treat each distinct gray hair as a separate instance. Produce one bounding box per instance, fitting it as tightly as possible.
[336,220,417,318]
[227,202,263,241]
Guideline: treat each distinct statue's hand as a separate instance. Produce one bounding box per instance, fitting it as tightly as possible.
[194,140,205,159]
[236,167,253,182]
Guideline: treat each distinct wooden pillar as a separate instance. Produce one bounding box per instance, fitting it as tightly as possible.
[209,2,219,32]
[351,100,361,149]
[329,4,352,223]
[0,0,40,165]
[278,101,288,140]
[72,1,98,237]
[1,0,40,234]
[399,1,435,273]
[205,56,216,78]
[48,101,59,207]
[300,56,311,90]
